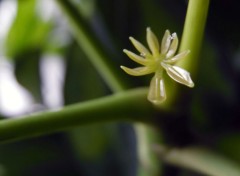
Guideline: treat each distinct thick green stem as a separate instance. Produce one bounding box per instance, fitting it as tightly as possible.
[178,0,210,75]
[56,0,129,92]
[0,88,155,144]
[165,0,210,106]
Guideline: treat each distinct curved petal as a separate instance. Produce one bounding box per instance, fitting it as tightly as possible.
[164,50,190,64]
[161,30,171,55]
[148,75,166,104]
[123,49,150,66]
[161,63,194,87]
[129,37,150,56]
[120,66,154,76]
[146,28,159,56]
[166,33,178,58]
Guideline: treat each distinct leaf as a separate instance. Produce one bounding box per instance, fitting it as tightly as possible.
[14,50,42,102]
[63,42,106,103]
[154,146,240,176]
[6,0,51,58]
[0,134,81,176]
[68,124,112,160]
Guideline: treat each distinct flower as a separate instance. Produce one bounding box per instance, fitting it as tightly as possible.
[120,27,194,104]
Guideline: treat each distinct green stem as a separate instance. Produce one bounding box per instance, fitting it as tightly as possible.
[178,0,210,75]
[55,3,162,175]
[165,0,210,106]
[0,88,154,144]
[56,0,129,92]
[55,3,161,176]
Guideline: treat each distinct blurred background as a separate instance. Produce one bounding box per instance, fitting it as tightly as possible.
[0,0,240,176]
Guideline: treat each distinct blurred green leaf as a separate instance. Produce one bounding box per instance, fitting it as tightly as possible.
[0,165,6,176]
[63,41,137,176]
[6,0,51,58]
[64,42,107,104]
[69,124,115,160]
[14,50,42,102]
[216,133,240,163]
[64,41,114,167]
[71,0,96,18]
[0,134,81,176]
[155,146,240,176]
[190,40,236,133]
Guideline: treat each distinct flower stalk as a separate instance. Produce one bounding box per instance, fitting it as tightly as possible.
[178,0,210,75]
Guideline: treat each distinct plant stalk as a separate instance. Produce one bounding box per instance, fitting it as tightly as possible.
[0,88,154,144]
[56,0,129,92]
[165,0,210,106]
[178,0,210,75]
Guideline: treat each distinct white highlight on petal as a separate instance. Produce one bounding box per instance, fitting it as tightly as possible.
[164,50,190,64]
[161,63,194,87]
[148,75,166,104]
[161,30,171,55]
[166,33,178,58]
[129,37,150,56]
[120,66,154,76]
[146,27,159,57]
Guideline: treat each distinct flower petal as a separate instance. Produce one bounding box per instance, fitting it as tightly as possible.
[129,37,150,56]
[120,66,154,76]
[161,63,194,87]
[123,49,150,66]
[164,50,190,64]
[146,28,159,56]
[166,33,178,58]
[161,30,171,55]
[148,76,166,104]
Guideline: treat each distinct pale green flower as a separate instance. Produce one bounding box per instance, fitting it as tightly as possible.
[121,28,194,104]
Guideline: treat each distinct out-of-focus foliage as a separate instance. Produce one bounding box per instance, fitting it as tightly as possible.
[6,0,51,58]
[5,0,49,102]
[1,0,240,175]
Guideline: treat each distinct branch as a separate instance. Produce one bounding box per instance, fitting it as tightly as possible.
[179,0,210,75]
[166,0,210,105]
[0,88,156,144]
[56,0,130,92]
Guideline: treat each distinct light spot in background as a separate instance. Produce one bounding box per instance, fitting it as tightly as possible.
[40,54,65,109]
[0,0,34,117]
[0,0,66,116]
[36,0,59,21]
[36,0,68,110]
[0,0,17,40]
[37,0,72,48]
[0,57,34,116]
[36,0,67,109]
